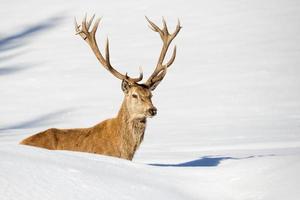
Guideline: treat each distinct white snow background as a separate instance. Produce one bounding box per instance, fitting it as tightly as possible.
[0,0,300,199]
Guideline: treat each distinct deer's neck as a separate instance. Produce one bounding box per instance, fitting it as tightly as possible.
[116,100,147,160]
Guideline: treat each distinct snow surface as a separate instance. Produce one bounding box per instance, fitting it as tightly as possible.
[1,0,300,199]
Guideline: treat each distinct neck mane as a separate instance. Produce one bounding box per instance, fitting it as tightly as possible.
[116,99,147,160]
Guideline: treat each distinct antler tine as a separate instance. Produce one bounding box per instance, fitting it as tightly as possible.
[145,17,181,89]
[81,14,88,32]
[165,45,177,68]
[145,16,162,34]
[75,14,143,83]
[74,17,80,33]
[162,17,169,34]
[87,14,95,30]
[91,17,101,36]
[171,19,181,40]
[105,38,111,66]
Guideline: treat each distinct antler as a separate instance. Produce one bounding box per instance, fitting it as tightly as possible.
[145,17,181,90]
[74,14,143,83]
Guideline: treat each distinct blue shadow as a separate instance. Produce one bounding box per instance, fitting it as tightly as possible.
[0,108,75,132]
[0,14,65,76]
[0,63,37,75]
[149,155,275,167]
[0,15,64,52]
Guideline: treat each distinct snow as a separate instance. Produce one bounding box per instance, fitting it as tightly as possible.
[1,0,300,199]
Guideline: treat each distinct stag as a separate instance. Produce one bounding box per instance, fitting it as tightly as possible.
[20,15,181,160]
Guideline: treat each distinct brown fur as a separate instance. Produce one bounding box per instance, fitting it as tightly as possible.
[20,84,155,160]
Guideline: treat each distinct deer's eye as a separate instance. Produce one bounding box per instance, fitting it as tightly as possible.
[132,94,138,98]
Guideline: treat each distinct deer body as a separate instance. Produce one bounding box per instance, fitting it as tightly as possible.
[21,98,147,160]
[20,15,181,160]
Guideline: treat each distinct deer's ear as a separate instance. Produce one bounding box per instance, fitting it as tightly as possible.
[121,79,131,93]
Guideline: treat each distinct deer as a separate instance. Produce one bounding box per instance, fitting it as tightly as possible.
[20,15,181,160]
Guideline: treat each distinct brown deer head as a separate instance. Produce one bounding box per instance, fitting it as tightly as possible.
[121,80,156,119]
[74,15,181,121]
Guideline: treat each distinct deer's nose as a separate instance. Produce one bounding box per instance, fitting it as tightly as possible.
[148,107,157,116]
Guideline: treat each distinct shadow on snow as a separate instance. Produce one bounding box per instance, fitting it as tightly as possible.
[0,14,65,75]
[0,15,64,52]
[0,108,75,132]
[150,155,276,167]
